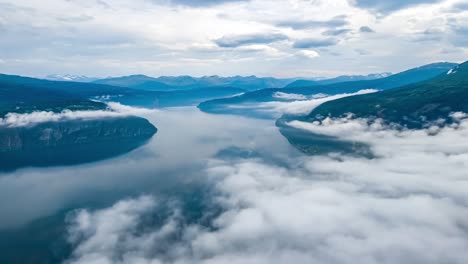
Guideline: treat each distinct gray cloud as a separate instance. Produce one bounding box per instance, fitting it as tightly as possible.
[322,28,352,36]
[0,2,35,13]
[276,15,348,30]
[448,1,468,13]
[214,33,288,48]
[57,15,94,23]
[451,26,468,47]
[414,29,444,42]
[293,38,338,49]
[360,26,375,33]
[156,0,249,7]
[350,0,444,13]
[355,48,371,55]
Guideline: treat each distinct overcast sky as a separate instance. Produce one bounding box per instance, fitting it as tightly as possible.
[0,0,466,78]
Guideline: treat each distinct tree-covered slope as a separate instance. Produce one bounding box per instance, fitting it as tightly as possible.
[0,74,246,113]
[307,61,468,128]
[198,62,457,114]
[0,74,117,116]
[0,74,132,97]
[0,74,158,170]
[0,117,157,171]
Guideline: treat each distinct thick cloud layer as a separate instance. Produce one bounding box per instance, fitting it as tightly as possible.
[64,113,468,264]
[1,0,465,78]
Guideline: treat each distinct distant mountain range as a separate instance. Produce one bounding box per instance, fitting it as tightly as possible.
[93,75,297,91]
[305,61,468,128]
[3,61,466,166]
[0,73,247,116]
[0,74,110,116]
[45,74,99,83]
[285,73,392,88]
[44,72,396,92]
[198,62,458,116]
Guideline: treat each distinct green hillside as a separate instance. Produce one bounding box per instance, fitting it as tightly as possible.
[199,62,457,115]
[308,61,468,128]
[0,74,113,116]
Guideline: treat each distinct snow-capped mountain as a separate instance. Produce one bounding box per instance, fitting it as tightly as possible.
[45,74,98,82]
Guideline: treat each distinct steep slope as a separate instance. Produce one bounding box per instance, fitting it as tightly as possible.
[198,62,457,115]
[307,61,468,128]
[0,117,157,171]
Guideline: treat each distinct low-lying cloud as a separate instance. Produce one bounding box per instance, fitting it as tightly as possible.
[259,89,377,115]
[272,92,307,100]
[64,112,468,264]
[231,89,377,117]
[0,102,156,128]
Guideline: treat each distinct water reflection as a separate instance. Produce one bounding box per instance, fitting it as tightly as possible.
[0,107,299,263]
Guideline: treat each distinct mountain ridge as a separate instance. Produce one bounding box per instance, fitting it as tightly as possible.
[304,61,468,128]
[198,62,458,116]
[93,75,297,91]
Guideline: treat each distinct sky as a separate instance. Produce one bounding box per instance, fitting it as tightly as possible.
[0,0,467,78]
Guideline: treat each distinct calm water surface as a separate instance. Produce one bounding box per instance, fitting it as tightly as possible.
[0,107,301,263]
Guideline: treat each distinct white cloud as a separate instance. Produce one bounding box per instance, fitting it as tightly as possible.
[65,195,166,264]
[106,102,158,115]
[0,102,156,128]
[297,50,320,59]
[259,89,377,115]
[0,0,466,78]
[272,92,307,100]
[64,113,468,264]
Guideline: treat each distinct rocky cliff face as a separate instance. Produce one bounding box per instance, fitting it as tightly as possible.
[0,116,157,171]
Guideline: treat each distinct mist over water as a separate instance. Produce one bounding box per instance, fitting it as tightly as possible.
[1,106,468,264]
[0,107,296,229]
